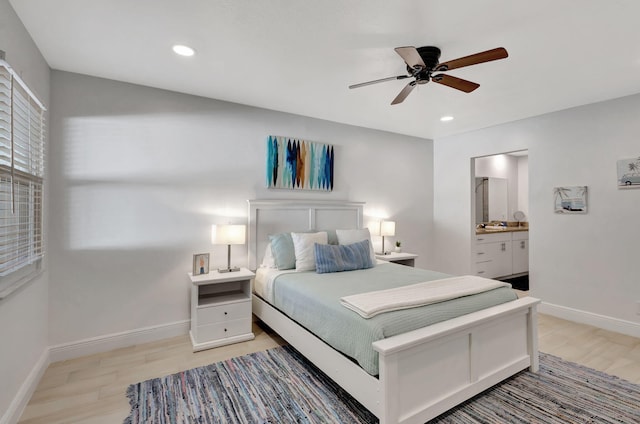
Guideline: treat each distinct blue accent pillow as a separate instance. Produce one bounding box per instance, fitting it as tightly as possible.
[269,233,296,270]
[314,239,374,274]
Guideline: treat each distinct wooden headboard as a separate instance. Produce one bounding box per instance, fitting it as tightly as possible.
[247,199,365,270]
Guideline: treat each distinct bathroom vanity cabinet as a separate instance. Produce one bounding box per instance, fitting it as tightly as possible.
[474,230,528,279]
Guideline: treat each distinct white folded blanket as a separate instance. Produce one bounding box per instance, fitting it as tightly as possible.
[340,275,510,319]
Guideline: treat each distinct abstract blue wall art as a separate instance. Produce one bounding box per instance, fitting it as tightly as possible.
[266,136,334,191]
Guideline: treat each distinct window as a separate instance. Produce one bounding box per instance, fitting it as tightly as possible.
[0,59,46,296]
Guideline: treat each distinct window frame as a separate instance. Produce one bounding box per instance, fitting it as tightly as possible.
[0,59,46,300]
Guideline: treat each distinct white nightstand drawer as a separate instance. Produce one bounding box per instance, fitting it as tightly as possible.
[197,318,251,342]
[197,300,250,325]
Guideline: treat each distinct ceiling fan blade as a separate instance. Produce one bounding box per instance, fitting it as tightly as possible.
[394,46,426,69]
[349,75,410,89]
[391,81,416,105]
[432,74,479,93]
[436,47,508,71]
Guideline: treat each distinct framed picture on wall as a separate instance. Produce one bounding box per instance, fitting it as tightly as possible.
[553,186,587,214]
[616,157,640,188]
[192,253,210,276]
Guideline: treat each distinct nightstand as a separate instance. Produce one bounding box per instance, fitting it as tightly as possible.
[375,252,418,267]
[188,268,255,352]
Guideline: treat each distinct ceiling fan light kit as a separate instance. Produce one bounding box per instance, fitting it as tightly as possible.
[349,46,508,105]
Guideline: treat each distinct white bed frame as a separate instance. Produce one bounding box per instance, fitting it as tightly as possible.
[248,199,539,424]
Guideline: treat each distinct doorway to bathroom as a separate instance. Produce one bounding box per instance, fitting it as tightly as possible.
[472,150,529,290]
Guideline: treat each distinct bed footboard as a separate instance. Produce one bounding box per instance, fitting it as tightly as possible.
[373,296,539,424]
[253,294,539,424]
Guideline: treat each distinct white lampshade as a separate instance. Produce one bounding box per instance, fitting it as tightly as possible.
[212,224,246,245]
[367,221,381,236]
[380,221,396,237]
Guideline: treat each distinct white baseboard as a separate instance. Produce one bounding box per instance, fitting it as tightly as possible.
[49,319,190,363]
[539,302,640,338]
[1,320,190,424]
[1,349,49,424]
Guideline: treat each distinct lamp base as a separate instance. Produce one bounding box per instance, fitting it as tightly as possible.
[376,251,391,256]
[218,266,240,273]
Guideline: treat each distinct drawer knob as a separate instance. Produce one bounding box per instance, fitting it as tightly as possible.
[224,328,227,332]
[224,311,228,315]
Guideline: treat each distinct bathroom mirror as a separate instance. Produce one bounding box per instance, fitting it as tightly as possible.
[475,177,508,223]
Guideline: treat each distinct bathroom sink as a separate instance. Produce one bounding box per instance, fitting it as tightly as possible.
[483,226,506,230]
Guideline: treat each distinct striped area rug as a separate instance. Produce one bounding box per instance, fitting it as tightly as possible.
[124,345,640,423]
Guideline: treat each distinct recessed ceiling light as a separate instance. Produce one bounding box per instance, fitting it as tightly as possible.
[440,116,454,122]
[172,45,195,57]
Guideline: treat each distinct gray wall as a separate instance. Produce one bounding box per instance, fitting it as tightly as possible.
[434,93,640,334]
[0,0,50,421]
[48,70,435,346]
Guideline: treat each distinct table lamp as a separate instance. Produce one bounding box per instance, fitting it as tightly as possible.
[380,220,396,255]
[212,224,246,272]
[370,220,396,255]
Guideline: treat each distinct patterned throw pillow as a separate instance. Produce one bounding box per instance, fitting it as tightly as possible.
[314,239,374,274]
[335,228,376,265]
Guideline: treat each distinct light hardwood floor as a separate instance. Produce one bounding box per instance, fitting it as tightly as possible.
[18,313,640,424]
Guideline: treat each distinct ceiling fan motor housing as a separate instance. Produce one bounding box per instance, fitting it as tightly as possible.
[408,46,441,83]
[417,46,441,68]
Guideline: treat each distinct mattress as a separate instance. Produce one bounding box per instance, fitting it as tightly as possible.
[254,267,295,302]
[254,262,517,376]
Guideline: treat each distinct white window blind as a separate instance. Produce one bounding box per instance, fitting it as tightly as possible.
[0,60,46,279]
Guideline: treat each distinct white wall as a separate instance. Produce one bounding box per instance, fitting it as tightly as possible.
[434,94,640,334]
[0,0,50,422]
[48,70,434,348]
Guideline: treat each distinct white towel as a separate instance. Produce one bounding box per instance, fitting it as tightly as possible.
[340,275,510,318]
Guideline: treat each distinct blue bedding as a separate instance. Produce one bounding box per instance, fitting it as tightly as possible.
[271,262,517,375]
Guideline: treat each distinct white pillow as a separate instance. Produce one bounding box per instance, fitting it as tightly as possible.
[335,228,376,266]
[291,231,328,271]
[260,243,277,268]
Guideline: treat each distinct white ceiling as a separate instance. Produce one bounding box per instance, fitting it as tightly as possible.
[9,0,640,140]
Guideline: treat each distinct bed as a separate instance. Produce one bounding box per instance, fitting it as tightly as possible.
[248,199,539,424]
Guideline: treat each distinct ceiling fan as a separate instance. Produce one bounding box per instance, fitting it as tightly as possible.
[349,46,508,105]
